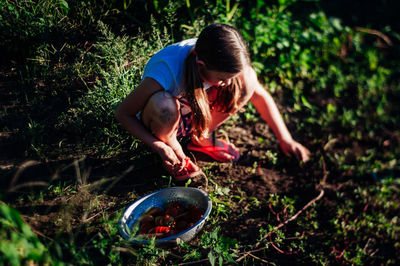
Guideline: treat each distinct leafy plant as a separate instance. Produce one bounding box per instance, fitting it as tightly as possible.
[201,227,238,266]
[0,202,60,265]
[56,19,171,155]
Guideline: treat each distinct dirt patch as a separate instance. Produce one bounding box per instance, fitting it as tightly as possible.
[2,104,398,264]
[2,117,315,236]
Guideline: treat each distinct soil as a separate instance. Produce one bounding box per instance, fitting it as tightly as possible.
[1,67,399,264]
[1,115,324,240]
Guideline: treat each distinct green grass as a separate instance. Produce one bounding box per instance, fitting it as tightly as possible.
[0,0,399,265]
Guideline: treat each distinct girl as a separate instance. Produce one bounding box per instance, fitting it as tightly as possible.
[116,23,310,180]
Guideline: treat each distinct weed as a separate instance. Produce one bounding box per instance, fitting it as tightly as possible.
[0,202,59,265]
[201,227,238,266]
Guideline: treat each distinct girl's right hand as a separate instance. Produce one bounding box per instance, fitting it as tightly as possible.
[154,141,183,171]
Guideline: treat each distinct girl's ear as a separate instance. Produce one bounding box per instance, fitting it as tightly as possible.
[196,59,206,68]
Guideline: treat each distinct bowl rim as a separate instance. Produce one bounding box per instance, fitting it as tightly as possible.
[118,186,212,244]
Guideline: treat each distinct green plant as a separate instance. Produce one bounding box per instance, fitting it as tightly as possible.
[330,178,400,264]
[0,0,70,60]
[208,181,233,220]
[56,19,172,155]
[201,227,238,266]
[1,0,400,265]
[0,202,60,265]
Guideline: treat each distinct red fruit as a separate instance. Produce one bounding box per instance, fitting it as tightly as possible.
[164,214,175,225]
[149,226,170,234]
[156,226,170,234]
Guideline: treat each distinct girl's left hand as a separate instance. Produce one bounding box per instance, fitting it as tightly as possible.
[279,138,310,162]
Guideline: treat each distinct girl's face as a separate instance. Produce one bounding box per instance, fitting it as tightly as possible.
[198,65,240,88]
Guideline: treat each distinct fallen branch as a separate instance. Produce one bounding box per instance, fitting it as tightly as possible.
[332,247,346,259]
[268,202,280,221]
[260,189,325,249]
[200,171,209,192]
[82,211,102,224]
[8,181,49,192]
[248,252,271,264]
[190,155,209,192]
[236,188,325,262]
[8,160,40,190]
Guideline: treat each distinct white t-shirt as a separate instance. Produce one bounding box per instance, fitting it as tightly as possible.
[142,38,197,97]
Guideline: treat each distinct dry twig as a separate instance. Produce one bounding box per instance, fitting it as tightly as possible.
[8,181,49,192]
[248,252,271,264]
[354,27,393,46]
[8,160,40,190]
[177,258,210,266]
[269,233,299,255]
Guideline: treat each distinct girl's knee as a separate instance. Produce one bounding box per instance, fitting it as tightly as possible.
[152,92,179,124]
[142,91,180,134]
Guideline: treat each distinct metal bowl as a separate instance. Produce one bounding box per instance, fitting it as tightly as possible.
[118,187,212,244]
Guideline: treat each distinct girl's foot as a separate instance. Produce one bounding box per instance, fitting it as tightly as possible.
[187,138,240,162]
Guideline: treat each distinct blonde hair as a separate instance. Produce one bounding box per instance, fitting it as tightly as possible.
[182,23,250,140]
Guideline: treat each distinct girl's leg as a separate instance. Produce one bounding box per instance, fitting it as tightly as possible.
[190,87,253,161]
[141,91,202,179]
[141,91,186,160]
[190,109,240,161]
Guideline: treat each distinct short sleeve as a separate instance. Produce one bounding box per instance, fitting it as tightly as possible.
[142,60,177,95]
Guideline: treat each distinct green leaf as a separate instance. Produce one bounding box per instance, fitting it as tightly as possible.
[58,0,69,15]
[218,255,223,266]
[208,250,216,266]
[329,18,342,31]
[301,96,313,110]
[327,103,336,114]
[0,241,20,266]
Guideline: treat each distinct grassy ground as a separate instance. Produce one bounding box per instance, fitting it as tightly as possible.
[1,0,399,265]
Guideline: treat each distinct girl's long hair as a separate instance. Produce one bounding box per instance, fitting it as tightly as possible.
[182,23,250,140]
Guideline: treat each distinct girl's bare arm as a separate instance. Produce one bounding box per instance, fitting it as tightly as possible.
[246,66,310,161]
[115,78,169,153]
